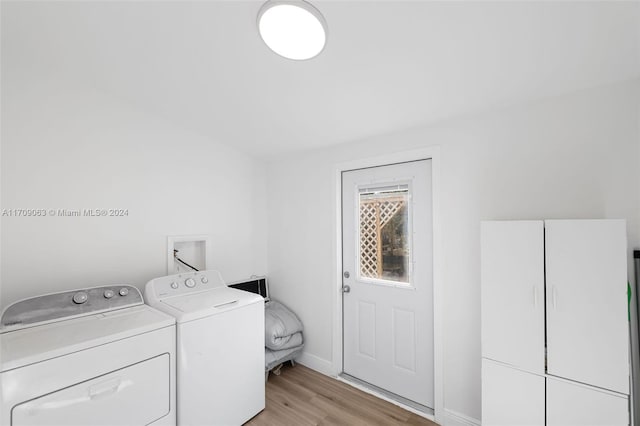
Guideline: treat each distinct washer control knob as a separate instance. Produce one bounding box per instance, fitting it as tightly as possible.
[119,288,129,296]
[170,282,179,289]
[104,290,115,299]
[201,276,209,284]
[73,291,88,304]
[185,278,196,288]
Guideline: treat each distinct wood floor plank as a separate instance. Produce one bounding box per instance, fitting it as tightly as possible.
[246,364,438,426]
[285,368,414,424]
[267,385,327,424]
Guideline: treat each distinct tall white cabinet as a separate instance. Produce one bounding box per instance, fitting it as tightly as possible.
[481,220,629,426]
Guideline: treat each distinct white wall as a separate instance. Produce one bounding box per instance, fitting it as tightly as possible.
[1,74,268,309]
[266,80,640,423]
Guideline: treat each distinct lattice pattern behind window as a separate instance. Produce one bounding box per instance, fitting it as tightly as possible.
[359,197,405,279]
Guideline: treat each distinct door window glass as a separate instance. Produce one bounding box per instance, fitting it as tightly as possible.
[358,184,411,284]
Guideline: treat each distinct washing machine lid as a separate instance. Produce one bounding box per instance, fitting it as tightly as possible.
[0,304,174,372]
[160,287,263,323]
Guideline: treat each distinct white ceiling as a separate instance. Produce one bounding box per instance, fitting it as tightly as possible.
[3,1,640,158]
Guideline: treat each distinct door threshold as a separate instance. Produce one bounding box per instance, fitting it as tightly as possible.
[338,373,435,421]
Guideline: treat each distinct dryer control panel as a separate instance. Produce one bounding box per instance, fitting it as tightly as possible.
[144,270,227,303]
[1,285,143,332]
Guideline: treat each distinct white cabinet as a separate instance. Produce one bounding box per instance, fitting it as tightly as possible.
[482,359,545,426]
[545,220,629,394]
[481,221,545,373]
[481,220,629,425]
[547,377,628,426]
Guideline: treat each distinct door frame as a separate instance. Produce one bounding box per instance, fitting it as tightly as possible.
[332,146,443,423]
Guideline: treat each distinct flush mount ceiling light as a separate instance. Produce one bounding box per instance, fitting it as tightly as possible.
[257,1,327,61]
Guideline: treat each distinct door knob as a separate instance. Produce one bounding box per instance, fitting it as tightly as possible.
[342,285,351,293]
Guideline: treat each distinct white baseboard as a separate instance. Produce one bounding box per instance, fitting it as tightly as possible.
[294,351,335,376]
[444,409,481,426]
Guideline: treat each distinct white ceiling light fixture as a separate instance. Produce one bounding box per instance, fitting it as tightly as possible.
[257,1,327,61]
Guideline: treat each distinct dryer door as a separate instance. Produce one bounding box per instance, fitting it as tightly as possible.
[11,354,169,426]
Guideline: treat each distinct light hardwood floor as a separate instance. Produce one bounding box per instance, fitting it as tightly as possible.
[246,364,438,426]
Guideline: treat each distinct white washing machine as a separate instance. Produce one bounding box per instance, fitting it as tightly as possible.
[1,285,176,426]
[145,270,265,426]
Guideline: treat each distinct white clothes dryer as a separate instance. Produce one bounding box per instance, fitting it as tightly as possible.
[1,285,176,426]
[145,270,265,426]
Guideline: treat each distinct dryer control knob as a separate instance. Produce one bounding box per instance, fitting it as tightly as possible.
[103,290,115,299]
[119,288,129,296]
[201,276,209,284]
[185,278,196,288]
[170,282,179,289]
[73,291,88,304]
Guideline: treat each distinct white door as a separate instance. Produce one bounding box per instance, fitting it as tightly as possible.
[547,377,629,426]
[481,359,545,426]
[342,160,433,408]
[481,221,545,373]
[545,219,629,394]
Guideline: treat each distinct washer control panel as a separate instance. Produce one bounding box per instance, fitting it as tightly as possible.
[1,285,143,332]
[145,270,227,302]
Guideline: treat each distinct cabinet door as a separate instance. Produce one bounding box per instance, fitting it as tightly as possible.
[545,219,629,394]
[547,377,628,426]
[482,358,545,426]
[12,354,170,426]
[481,221,545,372]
